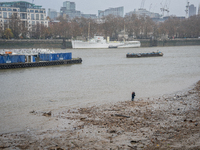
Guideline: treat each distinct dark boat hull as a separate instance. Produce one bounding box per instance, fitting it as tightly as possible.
[126,52,163,58]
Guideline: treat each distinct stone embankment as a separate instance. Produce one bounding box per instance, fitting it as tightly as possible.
[0,81,200,149]
[0,39,72,49]
[141,38,200,47]
[0,38,200,49]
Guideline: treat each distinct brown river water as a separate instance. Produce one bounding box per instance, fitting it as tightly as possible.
[0,46,200,133]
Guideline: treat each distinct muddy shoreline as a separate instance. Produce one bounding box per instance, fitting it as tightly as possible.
[0,81,200,149]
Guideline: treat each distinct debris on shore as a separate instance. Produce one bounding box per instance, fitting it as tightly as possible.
[0,81,200,149]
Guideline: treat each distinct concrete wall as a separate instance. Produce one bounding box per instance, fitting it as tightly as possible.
[140,38,200,47]
[0,38,200,49]
[0,39,72,49]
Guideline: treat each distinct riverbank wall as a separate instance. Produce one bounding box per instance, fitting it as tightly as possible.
[140,38,200,47]
[0,38,200,49]
[0,39,72,49]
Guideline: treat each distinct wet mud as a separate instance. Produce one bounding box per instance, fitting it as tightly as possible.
[0,81,200,149]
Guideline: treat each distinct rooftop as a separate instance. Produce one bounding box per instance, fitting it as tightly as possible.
[0,1,42,9]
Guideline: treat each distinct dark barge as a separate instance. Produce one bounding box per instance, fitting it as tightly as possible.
[0,58,82,69]
[126,51,163,58]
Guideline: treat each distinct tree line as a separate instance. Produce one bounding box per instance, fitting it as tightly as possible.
[0,14,200,40]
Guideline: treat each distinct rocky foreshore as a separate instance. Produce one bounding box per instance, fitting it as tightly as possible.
[0,81,200,150]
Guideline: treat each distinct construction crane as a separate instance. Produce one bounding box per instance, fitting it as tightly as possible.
[165,0,170,16]
[160,0,170,17]
[140,0,146,9]
[185,0,189,18]
[149,3,152,11]
[160,2,165,17]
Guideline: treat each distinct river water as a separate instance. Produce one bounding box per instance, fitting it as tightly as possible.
[0,46,200,133]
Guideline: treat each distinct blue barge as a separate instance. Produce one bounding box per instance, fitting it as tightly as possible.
[0,51,82,69]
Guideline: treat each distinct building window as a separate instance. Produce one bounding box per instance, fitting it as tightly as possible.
[31,14,34,20]
[40,11,43,13]
[3,12,7,19]
[41,14,44,20]
[35,10,38,13]
[36,14,39,20]
[20,8,26,12]
[8,8,12,11]
[30,10,34,13]
[13,13,17,19]
[13,9,17,11]
[9,12,12,18]
[2,8,7,11]
[20,13,27,19]
[32,21,35,25]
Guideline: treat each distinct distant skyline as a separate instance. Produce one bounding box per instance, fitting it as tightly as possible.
[1,0,200,17]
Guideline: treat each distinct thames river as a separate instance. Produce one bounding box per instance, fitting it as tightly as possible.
[0,46,200,133]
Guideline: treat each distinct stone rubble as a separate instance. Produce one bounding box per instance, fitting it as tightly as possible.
[0,81,200,149]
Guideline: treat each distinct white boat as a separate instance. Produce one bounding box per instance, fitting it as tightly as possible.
[71,36,141,49]
[117,41,141,48]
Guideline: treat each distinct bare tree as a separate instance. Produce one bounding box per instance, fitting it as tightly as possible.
[0,24,3,38]
[101,15,123,40]
[4,28,13,39]
[46,13,200,40]
[40,25,50,39]
[70,18,82,38]
[164,16,180,38]
[9,15,22,38]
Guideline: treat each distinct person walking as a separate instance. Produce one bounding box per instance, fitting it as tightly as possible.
[132,92,135,101]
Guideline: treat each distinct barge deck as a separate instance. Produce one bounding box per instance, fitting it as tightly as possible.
[0,58,82,69]
[126,51,163,58]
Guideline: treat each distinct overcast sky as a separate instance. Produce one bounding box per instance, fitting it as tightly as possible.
[1,0,200,16]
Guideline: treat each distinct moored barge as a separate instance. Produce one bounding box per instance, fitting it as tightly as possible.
[126,51,163,58]
[0,49,82,69]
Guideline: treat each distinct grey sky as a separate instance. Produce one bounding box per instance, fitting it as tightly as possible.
[1,0,200,16]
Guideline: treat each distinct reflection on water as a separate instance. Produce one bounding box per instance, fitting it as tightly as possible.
[0,46,200,133]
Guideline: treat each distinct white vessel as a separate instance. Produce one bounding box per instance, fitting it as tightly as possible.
[71,36,141,49]
[117,41,141,48]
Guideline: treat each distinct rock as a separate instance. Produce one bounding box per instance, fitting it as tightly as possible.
[42,111,51,117]
[109,130,116,133]
[80,117,86,121]
[130,140,139,144]
[30,110,35,113]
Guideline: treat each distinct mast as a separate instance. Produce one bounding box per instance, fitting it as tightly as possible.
[88,22,90,41]
[124,24,125,42]
[185,0,189,18]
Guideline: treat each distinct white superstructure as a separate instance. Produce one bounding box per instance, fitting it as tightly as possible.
[117,41,141,48]
[71,36,141,49]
